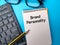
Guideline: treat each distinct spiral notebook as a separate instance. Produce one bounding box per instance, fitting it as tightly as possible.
[22,8,52,45]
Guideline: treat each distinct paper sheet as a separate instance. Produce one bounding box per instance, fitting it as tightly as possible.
[22,8,51,45]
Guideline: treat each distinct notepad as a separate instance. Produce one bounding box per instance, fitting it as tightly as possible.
[22,8,52,45]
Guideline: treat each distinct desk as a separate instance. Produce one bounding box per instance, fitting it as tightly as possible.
[0,0,60,45]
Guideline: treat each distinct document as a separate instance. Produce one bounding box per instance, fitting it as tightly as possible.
[22,8,52,45]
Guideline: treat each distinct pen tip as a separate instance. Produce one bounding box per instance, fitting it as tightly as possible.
[26,30,30,34]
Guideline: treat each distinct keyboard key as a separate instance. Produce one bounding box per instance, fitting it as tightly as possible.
[7,13,12,17]
[12,22,16,26]
[0,38,6,44]
[0,28,2,33]
[6,30,11,36]
[1,15,7,19]
[1,32,6,38]
[11,27,19,34]
[3,43,8,45]
[0,43,6,45]
[0,17,2,21]
[0,21,3,26]
[0,9,10,15]
[10,34,16,39]
[7,24,12,28]
[7,23,12,29]
[0,5,7,12]
[3,19,8,24]
[0,35,2,39]
[14,33,19,38]
[8,17,14,22]
[2,26,7,31]
[5,36,11,43]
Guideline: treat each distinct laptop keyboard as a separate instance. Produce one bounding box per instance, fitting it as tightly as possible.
[0,4,26,45]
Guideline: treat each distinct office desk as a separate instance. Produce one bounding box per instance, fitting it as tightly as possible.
[0,0,60,45]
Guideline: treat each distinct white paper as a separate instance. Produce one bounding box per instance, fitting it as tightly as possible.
[22,8,52,45]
